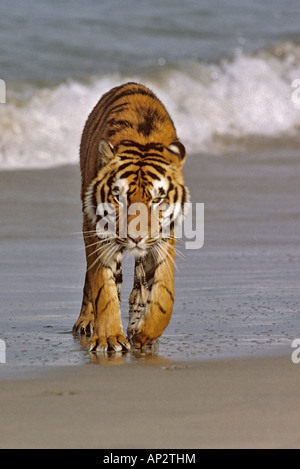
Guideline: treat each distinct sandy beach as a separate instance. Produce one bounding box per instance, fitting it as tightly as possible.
[0,145,300,448]
[1,356,300,449]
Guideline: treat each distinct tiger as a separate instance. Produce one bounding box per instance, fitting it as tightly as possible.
[73,82,189,352]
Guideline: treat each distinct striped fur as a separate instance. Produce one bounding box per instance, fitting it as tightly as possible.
[73,82,189,351]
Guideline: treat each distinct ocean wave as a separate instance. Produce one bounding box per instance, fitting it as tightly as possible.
[1,41,300,170]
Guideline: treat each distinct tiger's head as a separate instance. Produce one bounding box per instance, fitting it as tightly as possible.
[84,139,189,259]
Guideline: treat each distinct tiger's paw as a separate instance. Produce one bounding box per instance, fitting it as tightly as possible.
[130,319,161,349]
[89,333,131,353]
[127,311,143,342]
[129,316,166,349]
[73,312,94,336]
[131,331,155,349]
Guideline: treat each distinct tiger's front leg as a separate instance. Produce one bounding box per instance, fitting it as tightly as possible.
[73,272,94,336]
[127,258,150,341]
[88,261,131,353]
[130,239,176,348]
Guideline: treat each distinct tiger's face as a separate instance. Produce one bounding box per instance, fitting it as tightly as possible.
[84,139,189,258]
[109,175,176,257]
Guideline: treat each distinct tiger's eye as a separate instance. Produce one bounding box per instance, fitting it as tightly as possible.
[160,202,169,211]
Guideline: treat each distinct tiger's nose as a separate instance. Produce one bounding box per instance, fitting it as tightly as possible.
[128,235,142,244]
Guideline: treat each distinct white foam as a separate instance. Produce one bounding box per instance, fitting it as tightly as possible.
[155,43,300,153]
[1,42,300,170]
[0,77,122,170]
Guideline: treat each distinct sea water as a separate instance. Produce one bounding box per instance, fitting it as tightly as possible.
[0,0,300,169]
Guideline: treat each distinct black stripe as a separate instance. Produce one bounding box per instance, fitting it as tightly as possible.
[163,285,174,302]
[93,180,103,209]
[108,118,133,129]
[114,272,123,284]
[143,152,163,158]
[95,285,104,308]
[120,140,147,151]
[144,170,161,180]
[182,185,188,204]
[167,176,174,191]
[156,302,167,315]
[120,140,164,153]
[108,120,134,138]
[92,84,125,130]
[116,162,134,173]
[144,153,166,160]
[100,299,112,313]
[114,87,154,104]
[100,184,106,203]
[150,163,166,176]
[118,170,135,180]
[119,156,137,162]
[102,86,154,124]
[181,186,187,211]
[107,128,118,138]
[173,187,178,204]
[106,173,115,188]
[145,268,155,285]
[118,119,134,129]
[109,102,129,114]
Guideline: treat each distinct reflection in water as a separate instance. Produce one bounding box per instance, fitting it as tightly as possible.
[74,333,169,366]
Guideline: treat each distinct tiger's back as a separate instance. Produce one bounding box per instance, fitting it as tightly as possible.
[80,82,178,198]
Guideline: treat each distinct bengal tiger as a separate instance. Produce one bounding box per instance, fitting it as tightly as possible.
[73,82,189,352]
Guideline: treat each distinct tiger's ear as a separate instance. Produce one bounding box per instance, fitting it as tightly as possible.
[98,140,115,161]
[168,141,186,166]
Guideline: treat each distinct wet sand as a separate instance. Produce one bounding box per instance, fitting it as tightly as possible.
[0,146,300,447]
